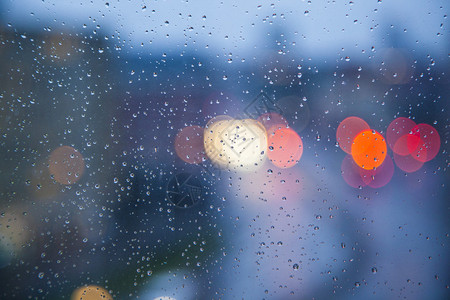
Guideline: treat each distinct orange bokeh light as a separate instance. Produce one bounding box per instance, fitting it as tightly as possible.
[267,128,303,169]
[351,130,387,170]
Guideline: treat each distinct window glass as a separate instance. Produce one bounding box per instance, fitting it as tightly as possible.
[0,1,448,299]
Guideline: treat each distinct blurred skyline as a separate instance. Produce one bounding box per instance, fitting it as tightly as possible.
[2,0,449,62]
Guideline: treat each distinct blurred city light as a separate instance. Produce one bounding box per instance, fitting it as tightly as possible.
[351,129,387,170]
[174,126,207,165]
[48,146,85,185]
[204,117,267,172]
[0,0,448,299]
[267,127,304,169]
[70,285,113,300]
[336,116,370,154]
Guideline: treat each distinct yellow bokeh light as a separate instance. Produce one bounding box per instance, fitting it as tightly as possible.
[204,118,267,171]
[70,285,113,300]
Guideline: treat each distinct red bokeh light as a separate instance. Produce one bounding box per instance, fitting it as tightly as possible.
[267,127,303,169]
[174,125,207,164]
[336,117,370,154]
[408,123,440,163]
[360,154,394,188]
[393,152,425,173]
[341,155,367,188]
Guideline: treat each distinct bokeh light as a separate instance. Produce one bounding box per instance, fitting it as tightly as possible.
[336,117,370,154]
[267,127,303,169]
[386,117,417,155]
[393,152,425,173]
[204,118,267,171]
[337,117,441,186]
[341,155,367,188]
[351,130,387,170]
[360,154,394,188]
[408,123,440,162]
[48,146,85,185]
[394,153,424,173]
[394,134,421,157]
[174,125,207,164]
[203,115,234,167]
[71,285,113,300]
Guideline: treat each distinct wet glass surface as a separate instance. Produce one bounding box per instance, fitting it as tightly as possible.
[0,1,449,299]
